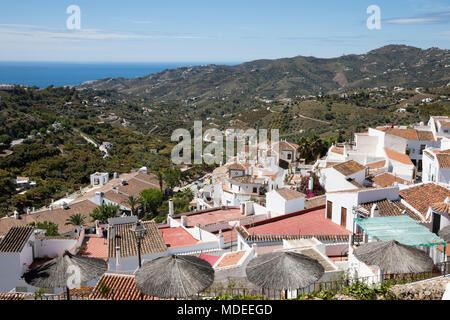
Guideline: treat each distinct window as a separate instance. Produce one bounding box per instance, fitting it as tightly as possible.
[326,201,332,219]
[253,187,257,193]
[287,153,292,160]
[340,207,347,228]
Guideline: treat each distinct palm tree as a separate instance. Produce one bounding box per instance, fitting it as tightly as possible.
[90,203,119,223]
[126,195,140,216]
[156,170,164,192]
[65,214,86,227]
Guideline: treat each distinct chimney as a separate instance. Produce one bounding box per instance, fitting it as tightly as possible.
[252,243,258,257]
[26,208,31,215]
[32,207,35,213]
[218,229,224,249]
[240,203,245,215]
[181,216,188,227]
[113,172,118,179]
[120,179,126,186]
[445,197,450,204]
[115,246,121,271]
[370,204,379,218]
[95,192,104,205]
[169,199,174,217]
[13,210,19,219]
[62,202,69,210]
[109,225,115,239]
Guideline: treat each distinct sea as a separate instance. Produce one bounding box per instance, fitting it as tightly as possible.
[0,61,238,88]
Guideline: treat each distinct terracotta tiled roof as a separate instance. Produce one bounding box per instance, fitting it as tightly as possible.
[436,153,450,168]
[0,226,34,252]
[381,128,418,140]
[215,251,246,268]
[230,176,263,185]
[236,226,350,243]
[228,163,246,171]
[59,286,94,298]
[384,148,414,166]
[0,293,30,300]
[90,273,166,300]
[103,190,130,206]
[159,226,198,248]
[417,130,435,141]
[431,202,450,214]
[275,188,305,200]
[330,146,344,155]
[173,207,243,228]
[400,183,450,221]
[439,121,450,127]
[360,199,421,221]
[117,178,157,197]
[273,140,298,152]
[237,205,351,244]
[133,172,162,189]
[0,199,99,236]
[198,253,221,266]
[332,160,366,176]
[79,237,108,260]
[304,195,326,209]
[108,221,167,258]
[365,160,386,169]
[372,172,412,188]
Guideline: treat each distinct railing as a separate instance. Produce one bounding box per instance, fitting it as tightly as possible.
[23,265,449,301]
[295,271,434,295]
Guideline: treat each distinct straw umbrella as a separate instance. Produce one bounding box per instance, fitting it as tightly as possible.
[438,225,450,242]
[353,240,434,274]
[134,255,214,299]
[23,251,107,300]
[245,251,325,292]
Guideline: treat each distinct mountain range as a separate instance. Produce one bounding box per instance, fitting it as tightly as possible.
[76,45,450,100]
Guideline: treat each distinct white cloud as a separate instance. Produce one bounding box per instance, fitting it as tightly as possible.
[0,24,207,42]
[384,18,438,24]
[384,11,450,25]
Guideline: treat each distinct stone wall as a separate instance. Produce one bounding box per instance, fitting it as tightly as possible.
[388,277,450,300]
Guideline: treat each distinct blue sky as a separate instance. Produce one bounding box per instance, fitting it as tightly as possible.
[0,0,449,62]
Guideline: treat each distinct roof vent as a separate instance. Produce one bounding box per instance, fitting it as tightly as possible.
[120,179,127,186]
[62,202,69,210]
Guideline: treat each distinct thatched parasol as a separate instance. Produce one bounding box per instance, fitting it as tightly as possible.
[438,225,450,242]
[134,255,214,299]
[245,251,325,290]
[23,251,107,300]
[353,240,434,274]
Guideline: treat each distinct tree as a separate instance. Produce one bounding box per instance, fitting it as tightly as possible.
[139,188,163,218]
[0,134,11,151]
[29,221,59,236]
[65,213,86,227]
[163,167,182,194]
[90,203,119,223]
[296,135,332,164]
[126,195,140,216]
[156,170,164,192]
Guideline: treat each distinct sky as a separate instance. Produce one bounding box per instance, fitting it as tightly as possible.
[0,0,449,63]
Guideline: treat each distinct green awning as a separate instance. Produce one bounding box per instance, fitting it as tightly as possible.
[354,215,446,247]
